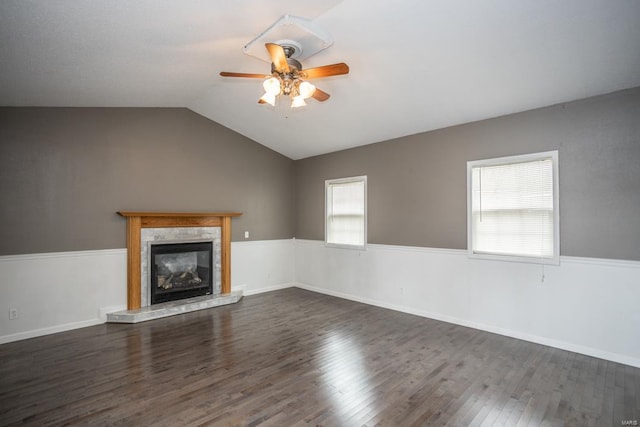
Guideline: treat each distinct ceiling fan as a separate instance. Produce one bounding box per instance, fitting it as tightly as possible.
[220,43,349,108]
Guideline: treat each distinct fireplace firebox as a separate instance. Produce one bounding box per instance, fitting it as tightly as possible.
[150,241,213,305]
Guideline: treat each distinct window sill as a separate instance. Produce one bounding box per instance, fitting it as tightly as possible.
[325,242,367,251]
[469,251,560,265]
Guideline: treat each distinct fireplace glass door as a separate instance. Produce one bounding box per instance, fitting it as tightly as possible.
[150,241,213,304]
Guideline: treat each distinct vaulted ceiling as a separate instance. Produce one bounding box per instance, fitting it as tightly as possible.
[1,1,639,159]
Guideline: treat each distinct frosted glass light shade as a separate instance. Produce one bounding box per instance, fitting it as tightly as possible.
[262,77,281,95]
[291,96,306,108]
[260,92,276,106]
[298,81,316,99]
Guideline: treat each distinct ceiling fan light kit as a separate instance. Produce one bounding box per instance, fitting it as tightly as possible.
[220,15,349,109]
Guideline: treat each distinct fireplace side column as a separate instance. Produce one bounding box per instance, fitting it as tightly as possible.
[221,215,231,294]
[126,216,142,309]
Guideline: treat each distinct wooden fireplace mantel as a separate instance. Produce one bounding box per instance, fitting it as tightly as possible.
[118,211,242,309]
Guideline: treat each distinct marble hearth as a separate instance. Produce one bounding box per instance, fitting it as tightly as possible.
[107,291,243,323]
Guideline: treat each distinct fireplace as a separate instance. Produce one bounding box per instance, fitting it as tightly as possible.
[150,241,213,304]
[109,211,243,323]
[117,211,242,310]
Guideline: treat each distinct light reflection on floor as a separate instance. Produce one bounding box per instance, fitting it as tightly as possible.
[316,331,374,421]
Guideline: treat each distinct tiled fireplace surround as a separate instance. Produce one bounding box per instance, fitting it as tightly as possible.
[107,212,243,323]
[140,226,221,307]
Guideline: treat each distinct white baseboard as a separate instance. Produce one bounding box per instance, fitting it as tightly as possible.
[293,282,640,368]
[0,318,105,345]
[243,282,294,296]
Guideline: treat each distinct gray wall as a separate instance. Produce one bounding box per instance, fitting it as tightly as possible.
[2,89,639,260]
[294,88,640,261]
[0,108,294,255]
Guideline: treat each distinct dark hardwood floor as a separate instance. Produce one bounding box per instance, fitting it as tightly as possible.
[1,288,638,426]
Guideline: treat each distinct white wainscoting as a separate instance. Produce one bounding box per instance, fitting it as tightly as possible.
[0,239,295,344]
[293,239,640,368]
[231,239,295,295]
[0,249,128,344]
[3,238,639,369]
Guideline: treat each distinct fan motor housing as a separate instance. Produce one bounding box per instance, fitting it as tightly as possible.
[272,58,302,74]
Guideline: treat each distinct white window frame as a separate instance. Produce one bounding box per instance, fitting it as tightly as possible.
[467,151,559,265]
[325,176,367,250]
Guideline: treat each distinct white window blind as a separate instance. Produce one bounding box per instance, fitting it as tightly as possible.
[325,176,367,248]
[467,151,559,264]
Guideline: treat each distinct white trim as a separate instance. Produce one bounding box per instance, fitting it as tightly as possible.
[0,248,127,262]
[296,239,640,267]
[559,255,640,268]
[467,150,560,265]
[292,282,640,368]
[0,319,105,345]
[0,242,298,261]
[294,239,640,367]
[325,175,367,250]
[293,238,324,246]
[3,240,640,369]
[242,282,295,296]
[231,239,295,247]
[367,243,466,256]
[232,238,295,296]
[0,241,296,344]
[324,243,368,251]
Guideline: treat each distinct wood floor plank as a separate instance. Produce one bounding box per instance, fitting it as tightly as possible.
[1,288,639,426]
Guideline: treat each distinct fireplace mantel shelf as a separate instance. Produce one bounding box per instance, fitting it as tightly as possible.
[117,211,242,310]
[118,211,242,218]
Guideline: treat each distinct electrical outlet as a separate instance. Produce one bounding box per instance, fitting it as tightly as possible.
[244,231,249,239]
[9,308,18,320]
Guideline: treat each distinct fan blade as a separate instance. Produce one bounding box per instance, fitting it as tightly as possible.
[300,63,349,79]
[311,88,330,102]
[220,72,268,78]
[265,43,290,73]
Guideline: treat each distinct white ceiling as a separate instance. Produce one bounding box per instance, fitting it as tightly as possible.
[1,0,639,160]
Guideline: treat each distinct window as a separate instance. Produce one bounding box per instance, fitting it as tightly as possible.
[467,151,559,264]
[325,176,367,249]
